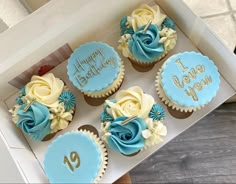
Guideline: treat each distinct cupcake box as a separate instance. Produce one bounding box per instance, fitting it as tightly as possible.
[0,0,236,183]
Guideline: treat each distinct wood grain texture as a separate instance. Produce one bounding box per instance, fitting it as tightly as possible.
[130,103,236,183]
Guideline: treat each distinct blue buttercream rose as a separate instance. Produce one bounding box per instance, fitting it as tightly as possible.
[128,24,164,62]
[106,116,147,155]
[16,102,51,141]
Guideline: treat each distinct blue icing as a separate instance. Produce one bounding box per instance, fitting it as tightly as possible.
[120,16,134,36]
[16,103,51,141]
[128,24,164,63]
[19,86,26,96]
[161,17,175,30]
[100,109,114,123]
[149,104,165,120]
[107,116,146,155]
[104,99,116,108]
[67,42,121,92]
[44,132,102,183]
[16,96,24,105]
[161,52,220,107]
[59,91,76,111]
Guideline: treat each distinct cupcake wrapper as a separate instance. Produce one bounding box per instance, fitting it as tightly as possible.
[128,50,168,68]
[155,70,202,112]
[78,129,108,183]
[82,61,125,98]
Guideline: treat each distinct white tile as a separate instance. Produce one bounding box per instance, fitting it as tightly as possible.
[203,15,236,51]
[183,0,229,17]
[229,0,236,10]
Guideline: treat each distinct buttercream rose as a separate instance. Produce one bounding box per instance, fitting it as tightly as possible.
[128,24,164,62]
[129,4,166,31]
[105,116,147,155]
[16,102,51,141]
[25,73,64,107]
[106,86,155,119]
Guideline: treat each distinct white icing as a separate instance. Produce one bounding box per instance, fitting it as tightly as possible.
[106,86,155,119]
[25,73,64,108]
[49,103,74,133]
[142,118,167,148]
[159,27,177,51]
[9,104,20,124]
[129,4,166,31]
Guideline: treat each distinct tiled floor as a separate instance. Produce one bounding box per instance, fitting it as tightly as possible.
[183,0,236,51]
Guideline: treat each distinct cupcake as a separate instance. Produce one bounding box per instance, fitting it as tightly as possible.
[118,4,177,72]
[100,86,167,156]
[156,52,221,113]
[44,130,108,183]
[67,42,125,105]
[9,73,76,141]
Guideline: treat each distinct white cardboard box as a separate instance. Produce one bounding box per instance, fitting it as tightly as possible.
[0,0,236,183]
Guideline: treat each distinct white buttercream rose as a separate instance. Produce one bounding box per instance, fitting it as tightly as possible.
[128,4,166,31]
[106,86,155,119]
[25,73,64,107]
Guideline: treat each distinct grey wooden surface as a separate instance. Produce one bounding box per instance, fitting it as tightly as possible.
[130,103,236,183]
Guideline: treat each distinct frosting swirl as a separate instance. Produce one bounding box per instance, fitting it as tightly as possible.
[142,118,167,148]
[49,103,74,133]
[129,4,166,31]
[118,34,132,58]
[128,24,164,62]
[120,16,134,36]
[105,116,147,155]
[16,103,51,141]
[106,86,155,119]
[161,17,175,30]
[159,27,177,51]
[25,73,64,107]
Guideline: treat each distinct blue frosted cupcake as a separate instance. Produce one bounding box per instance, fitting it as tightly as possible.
[156,52,221,112]
[44,130,108,183]
[118,4,177,71]
[67,42,125,100]
[100,86,167,156]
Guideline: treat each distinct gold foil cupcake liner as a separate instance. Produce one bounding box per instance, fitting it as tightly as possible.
[82,60,125,98]
[78,129,108,183]
[155,70,202,113]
